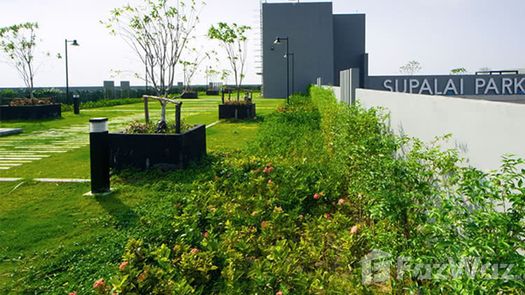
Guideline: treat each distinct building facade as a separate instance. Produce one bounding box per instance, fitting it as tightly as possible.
[262,1,366,98]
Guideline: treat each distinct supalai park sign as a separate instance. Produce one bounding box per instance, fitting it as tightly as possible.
[366,74,525,96]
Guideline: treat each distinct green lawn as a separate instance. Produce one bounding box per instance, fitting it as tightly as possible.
[0,95,283,179]
[0,94,283,292]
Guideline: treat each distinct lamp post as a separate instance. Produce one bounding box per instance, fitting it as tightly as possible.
[285,53,295,95]
[65,39,79,114]
[273,36,290,103]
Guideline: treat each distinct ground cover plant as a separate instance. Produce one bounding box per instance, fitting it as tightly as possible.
[78,88,523,294]
[0,95,281,293]
[2,89,524,294]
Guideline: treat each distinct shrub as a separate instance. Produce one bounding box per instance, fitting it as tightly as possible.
[61,98,142,112]
[9,97,53,106]
[97,88,525,294]
[0,88,17,98]
[124,120,193,134]
[33,88,64,99]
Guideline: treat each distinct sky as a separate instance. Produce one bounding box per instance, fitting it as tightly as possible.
[0,0,524,88]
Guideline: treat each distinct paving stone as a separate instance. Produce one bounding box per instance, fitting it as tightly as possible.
[0,177,23,182]
[34,178,90,183]
[0,128,23,137]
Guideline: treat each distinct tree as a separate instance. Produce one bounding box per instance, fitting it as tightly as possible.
[450,67,467,75]
[208,22,251,101]
[181,49,214,93]
[0,22,39,98]
[399,60,422,76]
[102,0,203,127]
[102,0,203,97]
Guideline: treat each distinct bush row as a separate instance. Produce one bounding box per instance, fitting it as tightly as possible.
[90,87,525,294]
[0,86,262,106]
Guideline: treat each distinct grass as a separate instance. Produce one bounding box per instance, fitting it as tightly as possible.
[0,94,282,179]
[0,94,283,292]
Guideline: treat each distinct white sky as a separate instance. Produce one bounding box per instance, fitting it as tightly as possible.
[0,0,524,88]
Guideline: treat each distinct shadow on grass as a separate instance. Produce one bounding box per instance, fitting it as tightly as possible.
[95,191,139,229]
[0,116,66,124]
[110,153,221,187]
[220,114,266,124]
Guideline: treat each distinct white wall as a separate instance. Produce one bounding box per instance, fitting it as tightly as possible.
[324,86,342,102]
[356,89,525,171]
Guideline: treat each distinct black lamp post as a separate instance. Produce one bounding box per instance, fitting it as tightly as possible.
[285,52,295,95]
[65,39,79,114]
[273,36,290,103]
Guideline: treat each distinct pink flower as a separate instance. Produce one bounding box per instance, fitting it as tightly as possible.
[313,193,320,200]
[325,213,332,220]
[276,291,283,295]
[350,225,359,235]
[337,198,346,206]
[93,278,106,289]
[119,261,129,271]
[69,292,77,295]
[190,248,200,255]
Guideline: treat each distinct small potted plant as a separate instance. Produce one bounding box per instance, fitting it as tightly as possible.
[108,96,206,170]
[101,0,207,170]
[0,23,62,121]
[208,22,256,120]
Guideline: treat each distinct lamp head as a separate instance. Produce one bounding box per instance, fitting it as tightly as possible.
[71,40,79,46]
[273,37,281,45]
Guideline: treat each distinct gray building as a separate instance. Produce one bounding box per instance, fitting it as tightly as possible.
[262,1,366,98]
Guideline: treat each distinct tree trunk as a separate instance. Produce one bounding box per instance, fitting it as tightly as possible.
[160,101,167,123]
[175,103,182,134]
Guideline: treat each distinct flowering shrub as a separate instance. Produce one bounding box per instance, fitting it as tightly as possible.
[98,89,525,294]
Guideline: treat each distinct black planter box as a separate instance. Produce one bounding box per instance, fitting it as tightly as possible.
[109,124,206,170]
[181,92,198,99]
[218,104,256,120]
[0,104,61,121]
[206,90,220,96]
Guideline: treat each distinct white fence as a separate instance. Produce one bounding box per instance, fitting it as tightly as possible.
[356,89,525,171]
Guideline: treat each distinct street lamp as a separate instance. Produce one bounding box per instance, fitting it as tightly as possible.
[65,39,79,114]
[273,36,290,102]
[285,53,295,95]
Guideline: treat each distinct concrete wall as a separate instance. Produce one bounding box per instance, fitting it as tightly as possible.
[263,2,335,98]
[339,68,359,104]
[366,74,525,97]
[333,14,366,86]
[324,85,341,102]
[356,89,525,171]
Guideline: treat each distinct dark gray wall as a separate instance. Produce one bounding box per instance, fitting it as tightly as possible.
[263,2,335,98]
[366,74,525,96]
[333,14,366,86]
